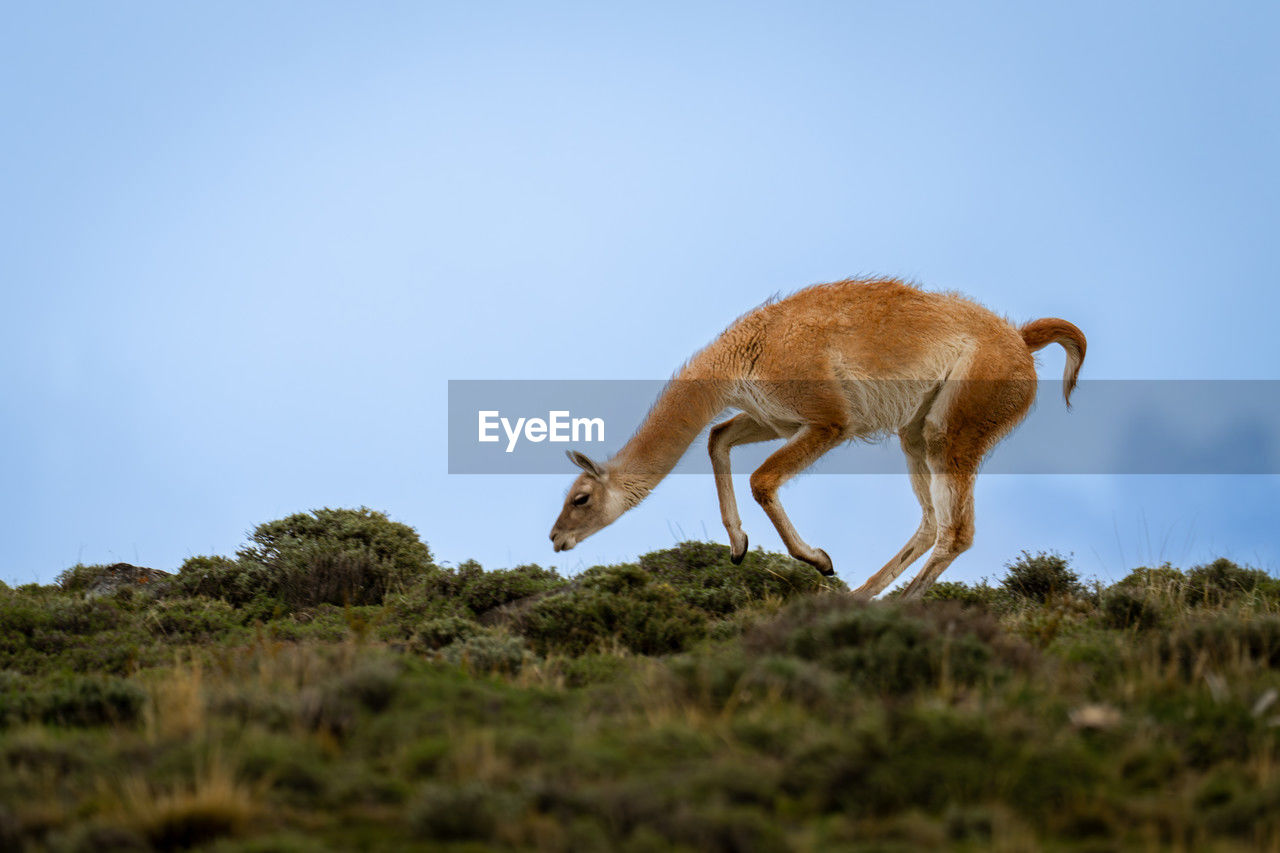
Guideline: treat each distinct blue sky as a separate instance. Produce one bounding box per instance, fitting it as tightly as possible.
[3,2,1277,587]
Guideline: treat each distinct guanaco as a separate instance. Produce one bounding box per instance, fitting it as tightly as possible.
[549,277,1085,599]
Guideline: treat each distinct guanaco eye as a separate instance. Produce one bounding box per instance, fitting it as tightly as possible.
[572,493,590,506]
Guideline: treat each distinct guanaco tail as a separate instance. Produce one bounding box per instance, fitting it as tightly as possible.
[549,277,1085,599]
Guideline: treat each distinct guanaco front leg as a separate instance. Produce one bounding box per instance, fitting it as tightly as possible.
[708,414,781,563]
[748,421,846,576]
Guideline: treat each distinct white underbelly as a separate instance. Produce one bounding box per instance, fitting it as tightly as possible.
[726,378,940,440]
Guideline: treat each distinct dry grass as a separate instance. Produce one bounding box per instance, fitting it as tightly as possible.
[102,752,259,850]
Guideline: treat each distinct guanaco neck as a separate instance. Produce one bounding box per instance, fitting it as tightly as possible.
[608,374,731,508]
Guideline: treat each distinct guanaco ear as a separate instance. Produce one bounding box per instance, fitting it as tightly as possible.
[566,450,606,479]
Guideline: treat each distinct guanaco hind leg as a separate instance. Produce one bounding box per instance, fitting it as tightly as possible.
[852,423,937,600]
[896,368,1036,599]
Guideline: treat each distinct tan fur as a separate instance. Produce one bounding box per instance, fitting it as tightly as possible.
[550,277,1086,599]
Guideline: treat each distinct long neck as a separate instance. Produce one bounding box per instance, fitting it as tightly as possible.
[609,376,730,507]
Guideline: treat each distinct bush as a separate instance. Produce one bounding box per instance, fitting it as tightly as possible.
[174,556,272,607]
[1114,564,1186,595]
[298,659,402,737]
[239,734,329,802]
[1184,558,1277,607]
[179,508,436,610]
[408,781,522,843]
[454,563,565,615]
[145,598,241,642]
[1000,552,1083,602]
[238,507,433,582]
[1158,612,1280,673]
[0,592,133,672]
[408,615,481,652]
[2,675,147,727]
[1099,587,1168,630]
[512,565,708,656]
[745,596,1033,695]
[268,544,396,608]
[636,541,843,616]
[922,581,1003,607]
[438,631,530,675]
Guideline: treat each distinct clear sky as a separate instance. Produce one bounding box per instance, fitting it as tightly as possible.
[3,2,1278,587]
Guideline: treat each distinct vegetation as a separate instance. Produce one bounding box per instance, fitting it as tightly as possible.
[2,510,1280,850]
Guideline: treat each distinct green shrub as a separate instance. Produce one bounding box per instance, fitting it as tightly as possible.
[0,593,131,672]
[268,543,397,608]
[1000,551,1083,602]
[24,675,147,727]
[513,565,708,655]
[1184,558,1278,606]
[408,781,522,843]
[383,570,470,634]
[298,659,401,736]
[1099,587,1168,630]
[922,580,1004,607]
[408,615,481,652]
[179,508,436,610]
[665,649,844,713]
[1114,564,1186,594]
[173,556,272,607]
[636,541,842,616]
[454,563,565,615]
[746,596,1033,695]
[239,733,329,802]
[238,507,433,585]
[438,630,530,675]
[145,598,240,642]
[1158,612,1280,673]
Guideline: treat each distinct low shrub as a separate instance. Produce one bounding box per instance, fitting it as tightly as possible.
[238,507,434,596]
[922,580,1005,608]
[1184,558,1278,607]
[145,598,240,642]
[298,658,402,736]
[177,508,438,610]
[4,675,148,727]
[1099,587,1168,630]
[1000,551,1083,602]
[408,781,523,843]
[454,563,565,615]
[1114,564,1187,595]
[408,615,480,652]
[173,556,272,607]
[746,596,1033,695]
[437,630,530,675]
[1158,612,1280,673]
[637,541,842,616]
[512,565,708,656]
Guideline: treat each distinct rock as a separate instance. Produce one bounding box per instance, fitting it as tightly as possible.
[77,563,173,599]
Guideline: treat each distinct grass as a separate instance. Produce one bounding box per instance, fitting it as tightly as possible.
[3,511,1280,850]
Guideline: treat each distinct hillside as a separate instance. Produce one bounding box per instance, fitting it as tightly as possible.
[2,508,1279,851]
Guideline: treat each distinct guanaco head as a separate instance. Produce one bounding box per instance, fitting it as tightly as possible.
[550,450,625,552]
